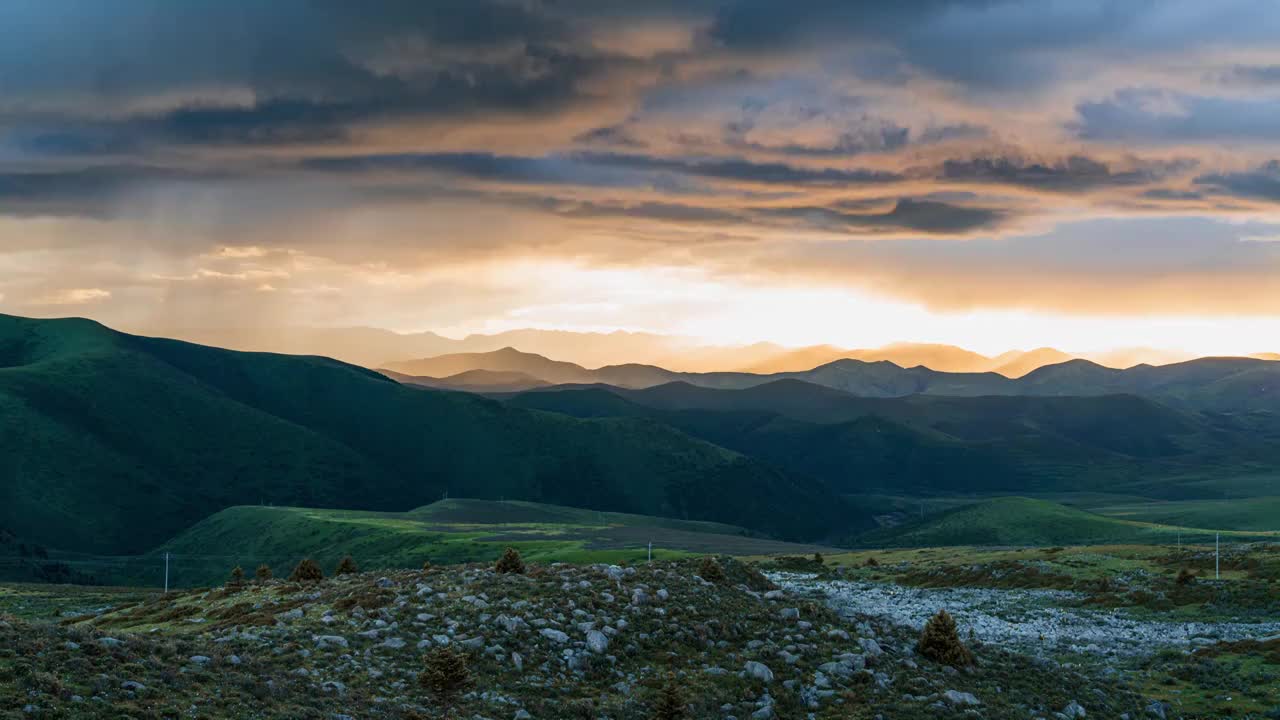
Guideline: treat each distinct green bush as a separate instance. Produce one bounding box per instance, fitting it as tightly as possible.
[334,555,359,575]
[421,645,474,716]
[917,609,974,668]
[288,558,323,583]
[495,547,525,574]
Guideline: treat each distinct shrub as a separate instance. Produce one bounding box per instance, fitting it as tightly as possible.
[495,547,525,574]
[421,646,474,717]
[288,558,324,583]
[1176,568,1196,586]
[917,609,974,668]
[699,556,726,584]
[255,564,272,582]
[864,556,880,568]
[334,556,359,576]
[421,559,432,571]
[652,673,687,720]
[813,552,825,565]
[228,566,245,588]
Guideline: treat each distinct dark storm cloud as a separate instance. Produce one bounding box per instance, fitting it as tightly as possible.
[938,155,1177,193]
[577,153,902,186]
[0,166,229,218]
[760,199,1008,235]
[1194,162,1280,202]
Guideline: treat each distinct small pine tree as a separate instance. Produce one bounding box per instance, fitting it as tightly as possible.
[334,555,359,576]
[421,646,474,717]
[652,673,687,720]
[917,609,974,668]
[255,564,273,582]
[813,552,824,566]
[699,556,726,584]
[288,558,324,583]
[495,547,525,574]
[228,565,245,588]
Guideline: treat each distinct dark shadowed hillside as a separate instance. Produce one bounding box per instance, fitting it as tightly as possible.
[0,314,850,554]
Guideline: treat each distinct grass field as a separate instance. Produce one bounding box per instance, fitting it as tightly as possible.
[1089,497,1280,532]
[855,497,1280,548]
[24,499,840,588]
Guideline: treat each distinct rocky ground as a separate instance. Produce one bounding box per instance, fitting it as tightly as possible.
[0,557,1166,719]
[772,574,1280,660]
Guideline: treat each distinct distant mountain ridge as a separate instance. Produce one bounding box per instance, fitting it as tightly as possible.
[384,347,1280,412]
[135,323,1262,377]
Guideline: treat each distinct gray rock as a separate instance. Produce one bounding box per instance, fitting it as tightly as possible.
[942,690,980,706]
[540,628,569,643]
[188,655,211,665]
[381,637,406,650]
[1061,701,1087,718]
[586,630,610,654]
[744,661,774,683]
[780,607,800,620]
[120,681,146,692]
[315,635,349,649]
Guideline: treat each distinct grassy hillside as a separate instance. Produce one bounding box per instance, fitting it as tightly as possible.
[505,382,1280,495]
[82,500,840,587]
[1091,497,1280,532]
[855,497,1276,547]
[0,314,849,554]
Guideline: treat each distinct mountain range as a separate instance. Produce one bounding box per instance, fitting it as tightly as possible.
[138,324,1271,377]
[384,347,1280,413]
[0,313,847,554]
[6,312,1279,561]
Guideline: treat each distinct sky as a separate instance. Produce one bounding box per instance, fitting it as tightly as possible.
[3,1,1280,355]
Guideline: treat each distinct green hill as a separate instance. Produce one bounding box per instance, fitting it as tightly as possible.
[855,497,1275,547]
[506,382,1280,495]
[95,500,839,587]
[0,314,849,554]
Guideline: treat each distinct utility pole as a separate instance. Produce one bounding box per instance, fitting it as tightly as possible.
[164,552,170,593]
[1215,533,1220,580]
[648,541,652,563]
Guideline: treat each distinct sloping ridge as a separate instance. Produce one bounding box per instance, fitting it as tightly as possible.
[0,313,848,554]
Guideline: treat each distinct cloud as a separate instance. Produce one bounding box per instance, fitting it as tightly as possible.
[1194,161,1280,202]
[938,155,1178,193]
[29,288,111,306]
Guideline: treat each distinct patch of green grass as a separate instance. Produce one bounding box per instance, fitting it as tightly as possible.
[1091,496,1280,531]
[856,497,1278,548]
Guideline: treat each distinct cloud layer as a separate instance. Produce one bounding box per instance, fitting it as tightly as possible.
[3,0,1280,346]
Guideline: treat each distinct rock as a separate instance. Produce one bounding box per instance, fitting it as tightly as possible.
[375,577,395,588]
[744,661,774,683]
[276,608,304,622]
[514,711,532,720]
[188,655,211,665]
[859,637,883,657]
[381,637,406,649]
[1146,701,1168,719]
[942,690,981,706]
[321,680,347,694]
[228,655,242,665]
[656,588,669,601]
[540,628,569,644]
[512,651,524,672]
[459,636,485,650]
[315,635,349,649]
[586,629,610,654]
[1061,701,1087,718]
[99,637,123,648]
[63,641,80,650]
[120,681,146,692]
